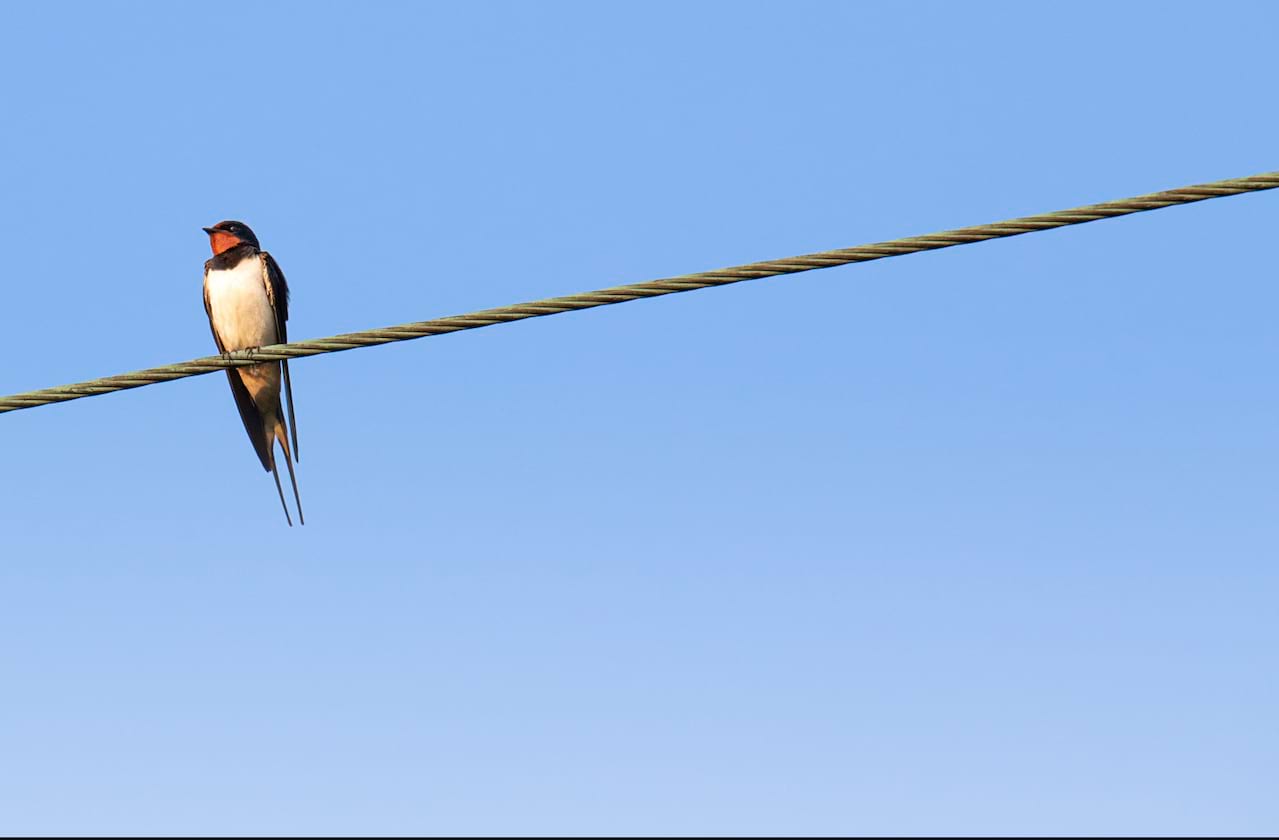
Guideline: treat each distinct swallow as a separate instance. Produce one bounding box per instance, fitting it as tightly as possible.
[202,220,303,526]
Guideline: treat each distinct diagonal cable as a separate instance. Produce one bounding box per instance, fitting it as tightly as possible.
[2,171,1277,415]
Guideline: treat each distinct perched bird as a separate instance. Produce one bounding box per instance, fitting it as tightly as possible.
[202,220,303,526]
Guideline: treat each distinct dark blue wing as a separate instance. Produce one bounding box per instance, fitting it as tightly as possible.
[263,252,299,461]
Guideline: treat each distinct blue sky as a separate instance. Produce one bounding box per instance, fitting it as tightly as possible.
[1,1,1276,834]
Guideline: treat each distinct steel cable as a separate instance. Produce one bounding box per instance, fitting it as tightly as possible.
[3,172,1276,414]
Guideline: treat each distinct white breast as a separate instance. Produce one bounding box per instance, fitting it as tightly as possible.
[205,255,277,351]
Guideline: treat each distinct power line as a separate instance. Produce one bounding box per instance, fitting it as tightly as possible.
[2,171,1276,415]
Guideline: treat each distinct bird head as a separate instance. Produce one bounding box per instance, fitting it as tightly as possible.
[203,220,261,255]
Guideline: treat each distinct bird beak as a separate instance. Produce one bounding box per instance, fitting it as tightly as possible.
[202,227,216,235]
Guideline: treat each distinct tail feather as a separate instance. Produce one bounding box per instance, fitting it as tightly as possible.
[276,413,304,526]
[270,458,294,527]
[282,360,299,463]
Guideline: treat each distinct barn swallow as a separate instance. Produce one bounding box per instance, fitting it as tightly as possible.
[202,220,303,526]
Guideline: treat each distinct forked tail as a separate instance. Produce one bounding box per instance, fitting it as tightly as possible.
[270,460,294,527]
[275,414,304,526]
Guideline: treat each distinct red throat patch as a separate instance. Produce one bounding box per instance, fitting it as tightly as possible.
[208,231,241,255]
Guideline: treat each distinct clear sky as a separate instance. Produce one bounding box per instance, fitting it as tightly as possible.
[1,1,1276,835]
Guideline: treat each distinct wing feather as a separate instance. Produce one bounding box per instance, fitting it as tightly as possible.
[263,252,299,461]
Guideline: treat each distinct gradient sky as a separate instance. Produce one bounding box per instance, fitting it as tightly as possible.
[1,2,1276,835]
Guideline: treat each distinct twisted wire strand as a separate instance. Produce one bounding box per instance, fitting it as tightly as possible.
[3,172,1276,414]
